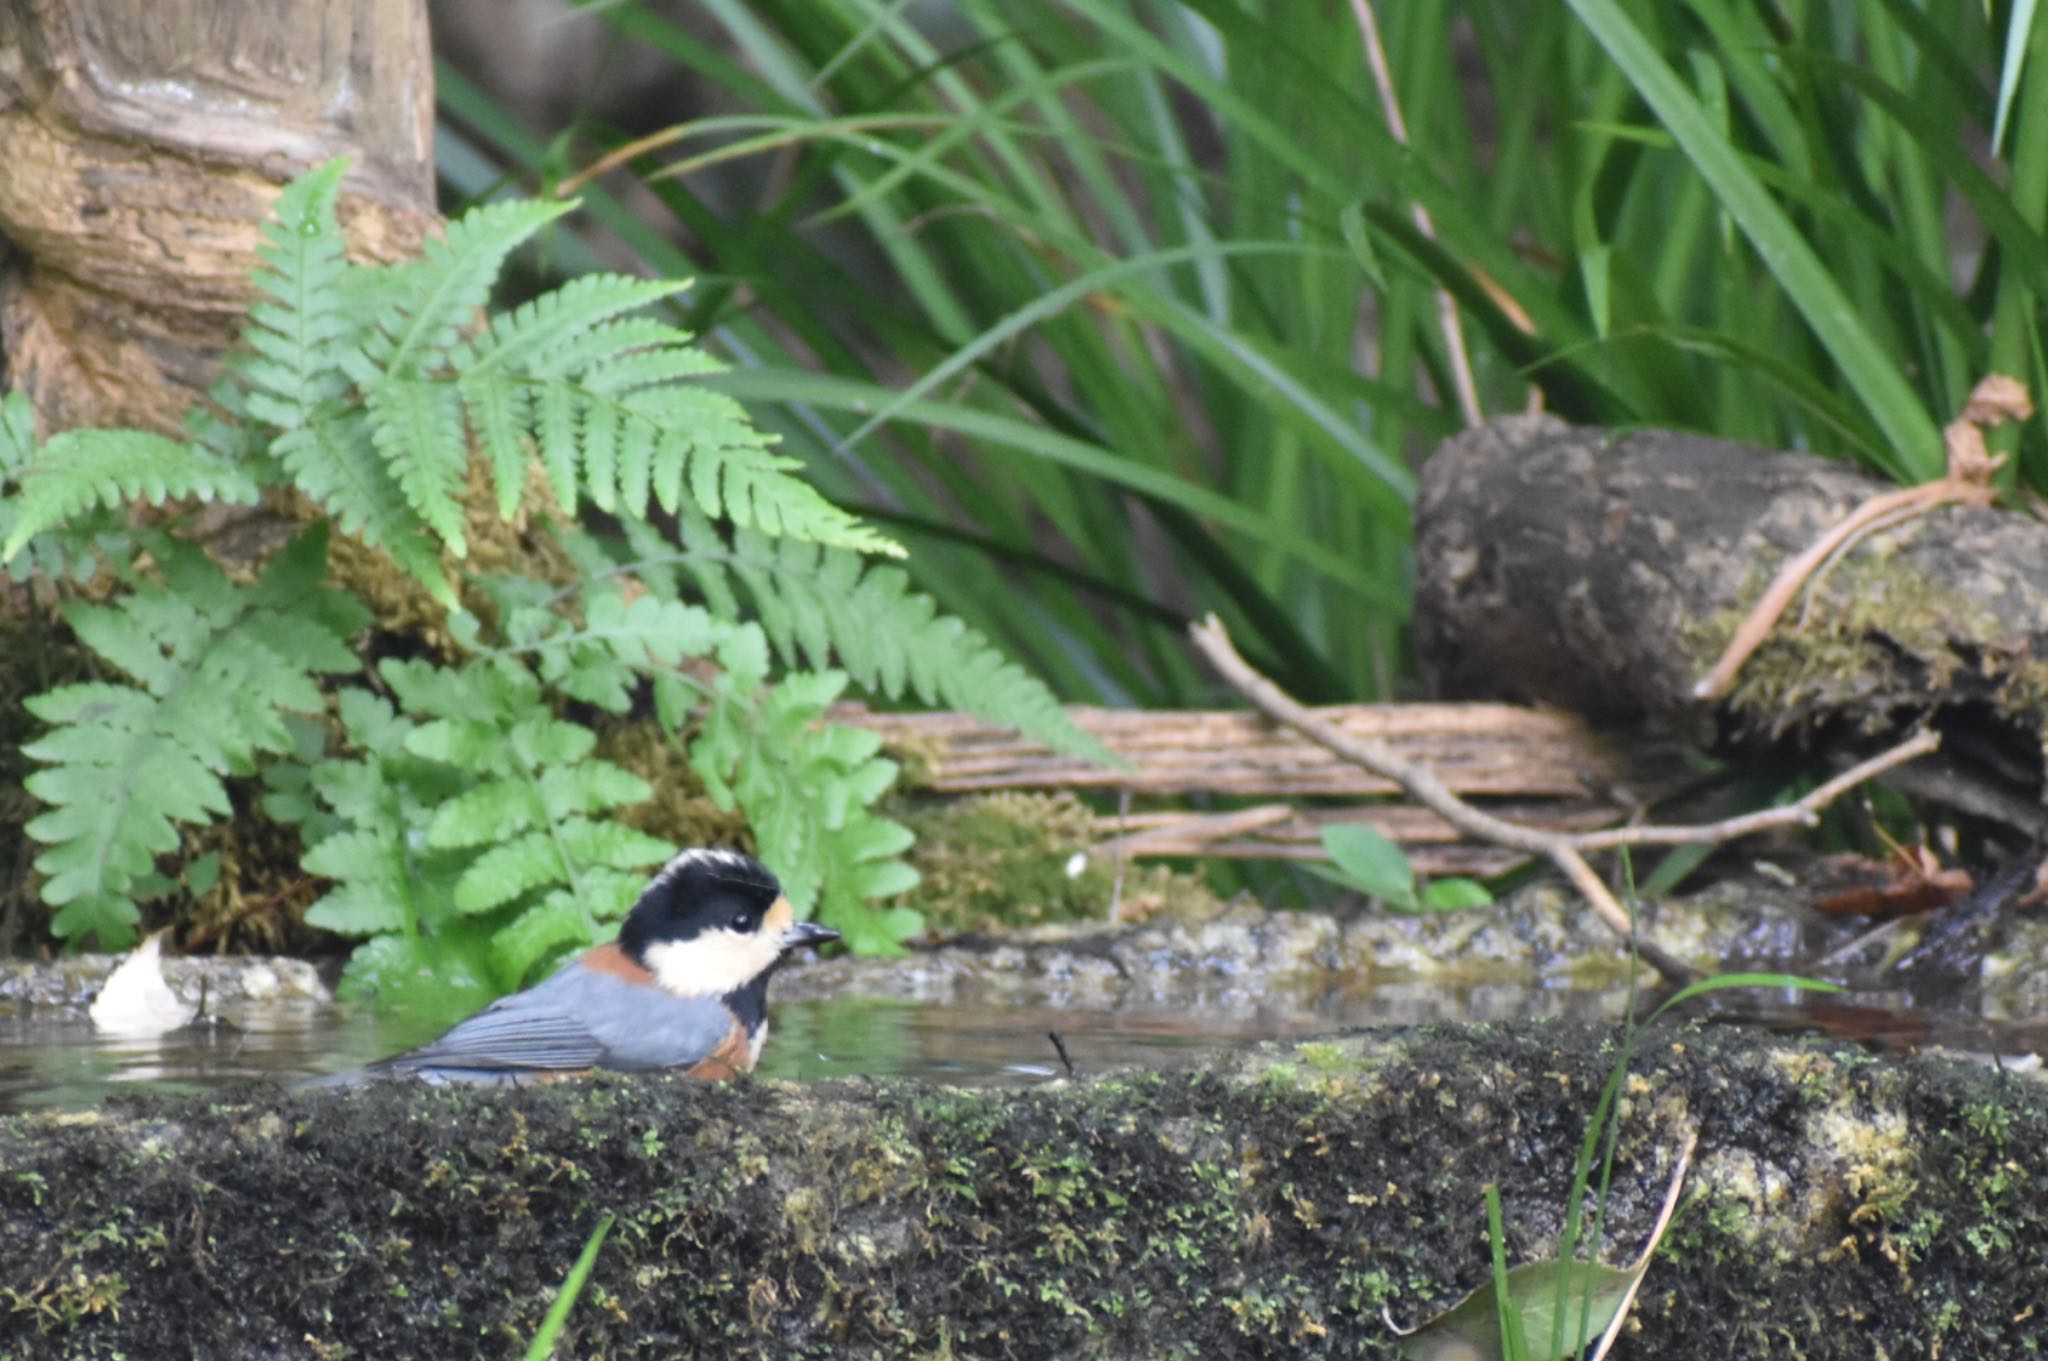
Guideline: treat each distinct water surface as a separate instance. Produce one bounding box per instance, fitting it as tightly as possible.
[0,978,1628,1112]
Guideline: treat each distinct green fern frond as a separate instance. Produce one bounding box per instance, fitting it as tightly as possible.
[240,157,353,428]
[522,316,698,383]
[677,516,1112,763]
[369,653,672,985]
[302,691,470,944]
[367,198,576,377]
[461,374,533,520]
[274,412,450,601]
[618,385,898,555]
[690,666,921,952]
[365,377,470,555]
[22,683,223,945]
[462,274,687,380]
[21,529,367,946]
[2,426,262,564]
[489,580,736,713]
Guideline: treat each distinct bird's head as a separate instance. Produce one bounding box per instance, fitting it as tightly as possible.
[616,848,840,997]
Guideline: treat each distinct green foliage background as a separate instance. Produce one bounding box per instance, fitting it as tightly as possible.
[434,0,2048,716]
[0,160,1103,1013]
[8,2,2048,991]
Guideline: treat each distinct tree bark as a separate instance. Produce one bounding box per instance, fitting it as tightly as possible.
[0,0,437,435]
[1413,415,2048,783]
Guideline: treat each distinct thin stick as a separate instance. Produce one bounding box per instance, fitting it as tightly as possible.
[1190,615,1939,973]
[1350,0,1483,428]
[1589,1130,1699,1361]
[1696,375,2031,700]
[1693,482,1955,700]
[1570,730,1939,850]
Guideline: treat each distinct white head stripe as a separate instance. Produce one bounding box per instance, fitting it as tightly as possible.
[646,847,773,895]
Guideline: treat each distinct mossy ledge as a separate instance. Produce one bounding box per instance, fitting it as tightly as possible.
[4,1022,2045,1358]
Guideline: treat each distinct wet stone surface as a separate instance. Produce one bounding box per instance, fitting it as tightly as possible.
[5,870,2045,1109]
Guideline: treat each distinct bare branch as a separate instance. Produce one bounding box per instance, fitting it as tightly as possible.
[1190,614,1941,978]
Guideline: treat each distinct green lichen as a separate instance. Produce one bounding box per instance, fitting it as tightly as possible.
[1685,555,2010,736]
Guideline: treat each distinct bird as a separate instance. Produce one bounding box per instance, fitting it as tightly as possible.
[369,848,837,1084]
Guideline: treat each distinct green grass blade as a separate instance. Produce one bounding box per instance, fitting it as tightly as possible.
[1565,0,1944,479]
[522,1211,614,1361]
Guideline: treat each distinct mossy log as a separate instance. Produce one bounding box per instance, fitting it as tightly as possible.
[1413,415,2048,797]
[4,1023,2045,1358]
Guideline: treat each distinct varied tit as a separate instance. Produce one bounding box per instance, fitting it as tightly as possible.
[372,849,837,1084]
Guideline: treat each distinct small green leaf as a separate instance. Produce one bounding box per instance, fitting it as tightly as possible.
[184,850,222,898]
[1419,877,1494,912]
[1398,1258,1642,1361]
[1320,823,1418,906]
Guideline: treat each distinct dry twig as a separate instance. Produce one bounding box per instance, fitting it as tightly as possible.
[1589,1129,1700,1361]
[1696,375,2034,700]
[1190,615,1940,977]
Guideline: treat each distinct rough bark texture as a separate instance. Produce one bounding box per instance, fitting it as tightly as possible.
[1413,416,2048,771]
[3,1023,2044,1358]
[0,0,437,434]
[841,701,1680,874]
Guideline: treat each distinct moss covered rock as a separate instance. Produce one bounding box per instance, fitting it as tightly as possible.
[3,1022,2045,1358]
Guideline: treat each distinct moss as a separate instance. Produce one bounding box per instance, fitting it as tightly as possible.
[905,791,1216,933]
[5,1025,2048,1357]
[596,720,750,851]
[1684,555,2015,738]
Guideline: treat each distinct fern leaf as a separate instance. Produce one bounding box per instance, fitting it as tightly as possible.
[535,382,583,514]
[466,275,687,380]
[692,666,921,951]
[614,415,656,521]
[456,820,669,918]
[369,198,576,376]
[22,686,227,925]
[577,343,721,397]
[452,830,569,914]
[240,157,354,428]
[19,529,365,946]
[3,430,261,562]
[462,373,533,520]
[525,316,699,383]
[275,412,451,602]
[302,695,471,950]
[301,831,412,935]
[580,394,620,513]
[539,762,654,819]
[624,385,899,555]
[365,377,470,555]
[489,890,592,981]
[428,779,547,849]
[705,527,1112,763]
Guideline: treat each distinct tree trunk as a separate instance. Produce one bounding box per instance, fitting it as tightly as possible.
[0,0,437,435]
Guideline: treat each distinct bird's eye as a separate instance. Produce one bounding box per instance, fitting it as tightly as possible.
[730,910,758,932]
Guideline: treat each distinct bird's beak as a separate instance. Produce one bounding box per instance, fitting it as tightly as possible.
[780,920,841,953]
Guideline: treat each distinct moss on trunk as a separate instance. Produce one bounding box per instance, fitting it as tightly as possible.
[2,1022,2043,1358]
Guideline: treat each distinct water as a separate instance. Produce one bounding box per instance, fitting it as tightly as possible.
[0,978,1629,1112]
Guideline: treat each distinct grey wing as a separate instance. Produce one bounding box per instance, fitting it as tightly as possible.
[378,963,737,1074]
